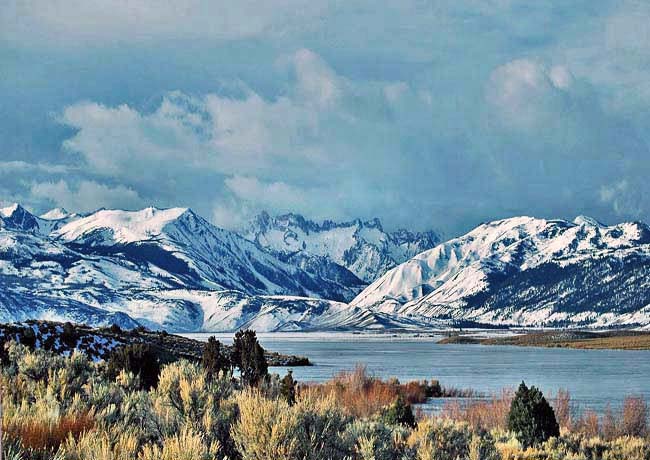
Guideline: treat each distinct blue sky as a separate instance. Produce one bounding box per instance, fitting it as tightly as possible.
[2,1,650,235]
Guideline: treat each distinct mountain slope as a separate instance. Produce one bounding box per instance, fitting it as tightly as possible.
[352,216,650,328]
[0,205,370,330]
[244,211,441,282]
[53,207,361,301]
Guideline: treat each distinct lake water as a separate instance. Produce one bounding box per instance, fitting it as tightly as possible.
[182,332,650,414]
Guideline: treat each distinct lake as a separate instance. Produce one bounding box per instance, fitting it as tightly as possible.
[182,332,650,414]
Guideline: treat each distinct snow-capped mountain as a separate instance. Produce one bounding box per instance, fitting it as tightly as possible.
[0,203,77,234]
[3,202,650,331]
[52,207,361,301]
[244,211,441,283]
[352,216,650,328]
[0,204,368,330]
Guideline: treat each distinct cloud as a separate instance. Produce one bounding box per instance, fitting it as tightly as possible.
[6,1,650,234]
[486,59,574,130]
[30,180,143,213]
[0,161,69,175]
[1,0,324,46]
[599,179,644,217]
[225,176,307,210]
[56,49,430,225]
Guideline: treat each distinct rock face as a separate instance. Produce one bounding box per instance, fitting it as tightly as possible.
[244,211,441,283]
[352,216,650,328]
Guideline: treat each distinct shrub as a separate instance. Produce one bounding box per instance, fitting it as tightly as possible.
[232,389,302,459]
[106,344,161,390]
[407,418,476,459]
[507,381,560,448]
[342,420,409,460]
[552,389,573,430]
[280,370,297,406]
[441,389,513,431]
[139,428,221,460]
[4,412,95,452]
[233,389,349,460]
[61,322,78,348]
[621,396,648,438]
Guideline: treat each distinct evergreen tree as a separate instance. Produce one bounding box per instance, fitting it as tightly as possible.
[381,394,416,428]
[507,381,560,448]
[107,343,161,390]
[232,329,268,387]
[280,370,297,406]
[201,336,229,380]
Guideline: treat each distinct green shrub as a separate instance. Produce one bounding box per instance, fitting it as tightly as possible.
[380,394,416,428]
[408,418,475,459]
[507,381,560,448]
[107,343,161,390]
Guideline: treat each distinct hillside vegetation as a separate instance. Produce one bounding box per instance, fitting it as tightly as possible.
[0,335,649,460]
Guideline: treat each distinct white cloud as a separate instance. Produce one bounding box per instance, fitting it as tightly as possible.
[30,180,143,213]
[486,59,572,130]
[0,161,69,174]
[225,175,307,210]
[599,179,643,217]
[56,49,430,225]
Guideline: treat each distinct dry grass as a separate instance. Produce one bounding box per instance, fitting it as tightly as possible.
[474,331,650,350]
[4,412,95,451]
[302,365,402,418]
[300,364,475,419]
[440,389,514,431]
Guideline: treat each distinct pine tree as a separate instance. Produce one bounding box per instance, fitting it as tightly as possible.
[201,336,229,381]
[507,381,560,448]
[232,329,268,387]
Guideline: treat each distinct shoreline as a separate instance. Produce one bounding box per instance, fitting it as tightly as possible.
[438,330,650,350]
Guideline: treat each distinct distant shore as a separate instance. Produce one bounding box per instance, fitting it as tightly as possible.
[438,330,650,350]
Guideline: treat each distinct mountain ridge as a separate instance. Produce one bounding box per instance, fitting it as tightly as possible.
[2,203,650,331]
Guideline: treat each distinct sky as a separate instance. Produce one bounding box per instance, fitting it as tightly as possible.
[2,1,650,236]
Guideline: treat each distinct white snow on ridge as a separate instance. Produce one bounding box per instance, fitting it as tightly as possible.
[54,207,190,244]
[3,202,650,331]
[352,215,650,328]
[40,208,71,220]
[0,203,19,218]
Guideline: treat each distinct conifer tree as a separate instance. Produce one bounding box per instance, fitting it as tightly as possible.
[201,336,229,381]
[507,381,560,448]
[232,329,268,387]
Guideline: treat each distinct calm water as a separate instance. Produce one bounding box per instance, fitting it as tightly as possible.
[182,332,650,413]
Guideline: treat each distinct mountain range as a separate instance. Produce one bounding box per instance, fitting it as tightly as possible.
[1,203,649,331]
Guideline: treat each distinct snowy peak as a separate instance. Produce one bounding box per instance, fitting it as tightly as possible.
[573,215,604,227]
[54,206,192,245]
[0,203,20,218]
[40,208,71,220]
[244,211,441,282]
[0,204,41,233]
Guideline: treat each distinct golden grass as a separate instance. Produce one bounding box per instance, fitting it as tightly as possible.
[444,331,650,350]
